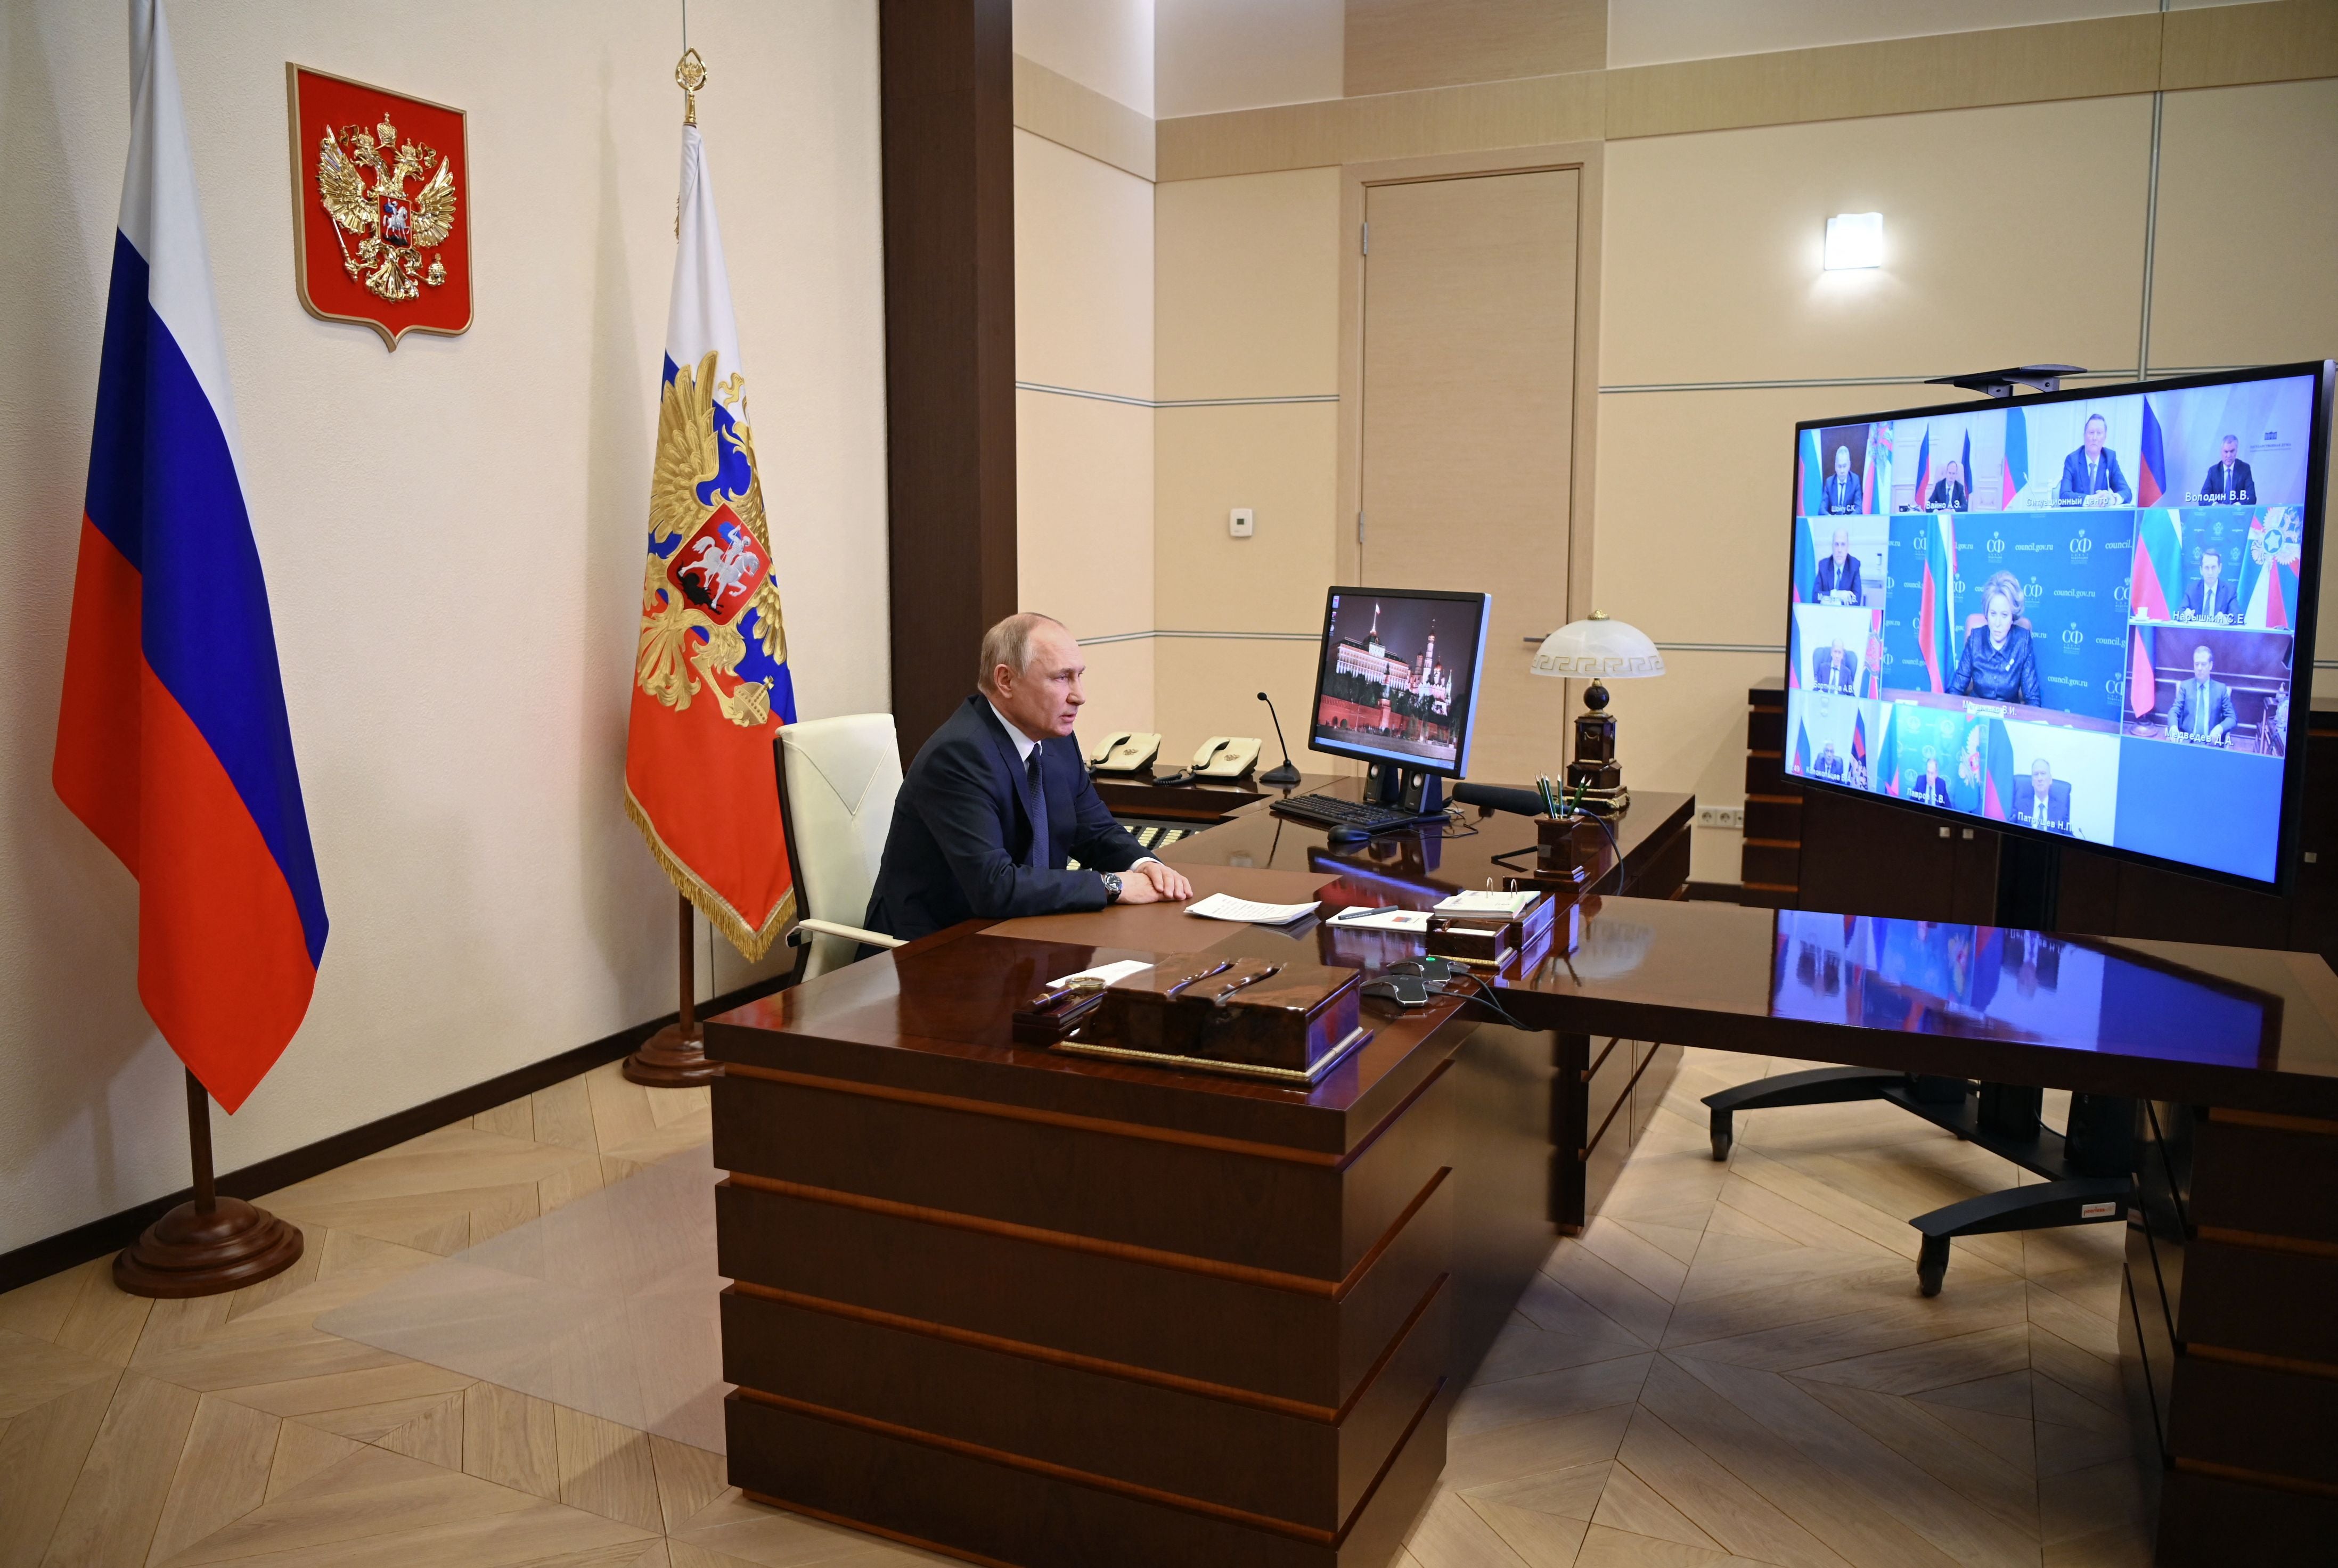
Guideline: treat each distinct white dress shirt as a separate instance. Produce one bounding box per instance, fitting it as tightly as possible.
[989,702,1163,874]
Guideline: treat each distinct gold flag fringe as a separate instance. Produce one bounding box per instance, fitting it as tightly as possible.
[624,787,796,961]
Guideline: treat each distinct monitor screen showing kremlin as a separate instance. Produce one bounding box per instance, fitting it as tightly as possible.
[1309,587,1491,777]
[1784,362,2333,890]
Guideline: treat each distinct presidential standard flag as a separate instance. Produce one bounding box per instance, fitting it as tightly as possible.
[54,0,329,1112]
[624,117,797,957]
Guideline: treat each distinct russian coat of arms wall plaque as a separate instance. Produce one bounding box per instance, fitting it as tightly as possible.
[285,64,472,349]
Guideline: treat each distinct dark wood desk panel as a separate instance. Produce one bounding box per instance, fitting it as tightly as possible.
[1486,897,2338,1565]
[705,861,1551,1566]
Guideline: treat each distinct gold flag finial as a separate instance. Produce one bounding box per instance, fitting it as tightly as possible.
[675,47,706,127]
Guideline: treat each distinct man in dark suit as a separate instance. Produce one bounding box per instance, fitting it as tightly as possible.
[1926,457,1970,512]
[2199,436,2257,505]
[1911,757,1951,806]
[2057,414,2133,504]
[1813,527,1863,602]
[1817,638,1861,693]
[1813,743,1846,781]
[2181,546,2238,620]
[863,614,1192,942]
[2170,643,2237,745]
[1823,446,1862,514]
[2011,758,2073,835]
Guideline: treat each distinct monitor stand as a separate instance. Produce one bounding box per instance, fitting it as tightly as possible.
[1362,760,1444,817]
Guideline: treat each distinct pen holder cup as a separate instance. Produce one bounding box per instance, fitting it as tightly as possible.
[1534,814,1605,887]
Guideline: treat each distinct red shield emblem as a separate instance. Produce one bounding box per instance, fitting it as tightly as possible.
[666,506,771,626]
[287,65,471,350]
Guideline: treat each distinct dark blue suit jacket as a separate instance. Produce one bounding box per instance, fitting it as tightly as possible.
[1821,473,1862,514]
[1813,555,1862,602]
[2181,577,2238,618]
[863,695,1152,942]
[2010,777,2072,834]
[2198,459,2256,505]
[2058,446,2132,503]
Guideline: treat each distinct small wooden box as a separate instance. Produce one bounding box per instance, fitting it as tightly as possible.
[1087,954,1363,1072]
[1426,893,1557,969]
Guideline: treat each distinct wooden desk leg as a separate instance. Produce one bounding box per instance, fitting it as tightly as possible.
[1552,1033,1590,1234]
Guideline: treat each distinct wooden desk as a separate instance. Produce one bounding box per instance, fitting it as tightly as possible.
[1092,768,1341,825]
[705,864,1556,1567]
[1485,896,2338,1566]
[1160,784,1697,1230]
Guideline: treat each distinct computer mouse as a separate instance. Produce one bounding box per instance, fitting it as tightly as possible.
[1326,825,1375,846]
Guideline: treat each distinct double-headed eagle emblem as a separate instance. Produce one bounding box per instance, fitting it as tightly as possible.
[314,113,457,303]
[635,352,788,729]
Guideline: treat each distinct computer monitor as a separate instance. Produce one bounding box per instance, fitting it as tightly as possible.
[1781,359,2335,892]
[1307,587,1491,805]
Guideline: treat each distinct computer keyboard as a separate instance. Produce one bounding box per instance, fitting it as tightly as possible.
[1269,793,1443,833]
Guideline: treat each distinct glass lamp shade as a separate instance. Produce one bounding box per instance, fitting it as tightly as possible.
[1529,613,1665,682]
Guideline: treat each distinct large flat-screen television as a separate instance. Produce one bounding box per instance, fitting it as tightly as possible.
[1784,361,2335,891]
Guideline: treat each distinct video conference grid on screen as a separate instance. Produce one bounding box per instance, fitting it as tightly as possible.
[1786,370,2320,886]
[1311,592,1487,771]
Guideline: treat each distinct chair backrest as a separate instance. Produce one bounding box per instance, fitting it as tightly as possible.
[776,713,903,980]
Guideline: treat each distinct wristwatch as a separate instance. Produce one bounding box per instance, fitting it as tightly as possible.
[1101,873,1124,904]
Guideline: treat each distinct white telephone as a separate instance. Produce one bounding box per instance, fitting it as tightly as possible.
[1191,735,1263,779]
[1088,730,1163,773]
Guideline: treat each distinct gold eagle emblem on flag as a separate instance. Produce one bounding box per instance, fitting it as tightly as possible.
[635,351,787,729]
[314,112,457,303]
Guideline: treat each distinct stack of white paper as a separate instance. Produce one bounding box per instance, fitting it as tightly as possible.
[1183,892,1322,925]
[1432,889,1539,917]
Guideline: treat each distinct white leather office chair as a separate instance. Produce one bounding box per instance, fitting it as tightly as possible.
[776,713,908,981]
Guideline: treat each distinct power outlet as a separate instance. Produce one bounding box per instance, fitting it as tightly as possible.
[1229,507,1255,538]
[1696,804,1745,831]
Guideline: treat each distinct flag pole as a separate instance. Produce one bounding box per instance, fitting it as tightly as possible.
[625,893,723,1086]
[113,1070,303,1298]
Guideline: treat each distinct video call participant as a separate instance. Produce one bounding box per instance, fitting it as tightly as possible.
[2170,643,2237,746]
[1817,637,1861,694]
[1912,756,1951,806]
[1823,446,1862,514]
[1927,458,1970,512]
[1813,743,1846,781]
[862,612,1193,943]
[2012,758,2073,835]
[1949,571,2041,707]
[1813,527,1863,602]
[2180,546,2238,622]
[2057,414,2133,506]
[2200,436,2257,505]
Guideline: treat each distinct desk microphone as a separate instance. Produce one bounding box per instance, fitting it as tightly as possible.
[1256,692,1303,786]
[1451,782,1549,817]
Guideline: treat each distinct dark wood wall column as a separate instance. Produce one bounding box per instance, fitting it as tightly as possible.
[878,0,1019,761]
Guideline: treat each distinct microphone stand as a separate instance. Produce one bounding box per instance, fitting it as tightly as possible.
[1257,691,1302,786]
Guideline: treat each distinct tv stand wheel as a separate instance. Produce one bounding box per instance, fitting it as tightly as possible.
[1917,1235,1950,1298]
[1708,1111,1733,1162]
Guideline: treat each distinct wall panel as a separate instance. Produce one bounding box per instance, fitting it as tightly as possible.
[1155,167,1342,399]
[1600,96,2155,389]
[1015,128,1154,396]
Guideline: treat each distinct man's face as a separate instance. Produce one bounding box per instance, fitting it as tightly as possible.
[994,623,1087,737]
[2084,417,2106,456]
[2031,760,2051,793]
[1829,639,1845,662]
[1830,529,1849,562]
[1834,448,1851,478]
[1926,759,1939,779]
[2222,439,2238,469]
[2194,647,2214,683]
[1945,460,1962,482]
[2201,552,2221,586]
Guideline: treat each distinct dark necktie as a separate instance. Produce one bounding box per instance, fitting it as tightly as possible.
[1025,750,1050,869]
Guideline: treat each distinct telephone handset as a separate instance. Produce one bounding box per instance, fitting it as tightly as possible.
[1088,730,1163,774]
[1191,735,1263,779]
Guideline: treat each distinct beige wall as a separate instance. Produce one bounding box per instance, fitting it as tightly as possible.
[0,0,889,1255]
[1013,127,1158,733]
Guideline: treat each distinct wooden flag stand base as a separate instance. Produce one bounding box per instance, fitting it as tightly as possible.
[625,893,723,1087]
[115,1070,304,1299]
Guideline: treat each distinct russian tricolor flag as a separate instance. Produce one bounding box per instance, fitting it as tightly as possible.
[53,0,327,1113]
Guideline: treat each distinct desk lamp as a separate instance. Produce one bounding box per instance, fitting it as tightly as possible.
[1530,612,1665,815]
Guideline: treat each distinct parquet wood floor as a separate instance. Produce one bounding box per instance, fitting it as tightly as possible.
[0,1051,2151,1567]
